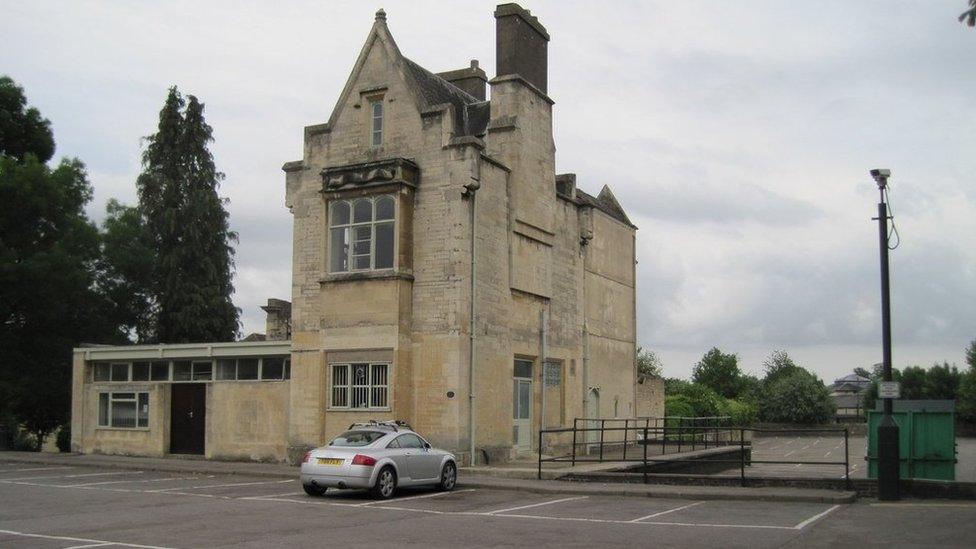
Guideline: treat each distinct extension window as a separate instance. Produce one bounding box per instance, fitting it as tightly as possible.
[98,392,149,429]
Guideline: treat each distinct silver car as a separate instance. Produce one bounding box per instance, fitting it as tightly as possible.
[300,421,458,499]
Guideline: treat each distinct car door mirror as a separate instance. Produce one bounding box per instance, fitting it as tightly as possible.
[423,442,431,450]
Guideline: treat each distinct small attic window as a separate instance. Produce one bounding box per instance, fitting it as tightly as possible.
[370,98,384,147]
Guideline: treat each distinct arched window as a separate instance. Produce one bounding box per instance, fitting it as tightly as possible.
[329,195,396,272]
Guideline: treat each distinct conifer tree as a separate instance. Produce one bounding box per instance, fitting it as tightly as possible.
[136,87,239,343]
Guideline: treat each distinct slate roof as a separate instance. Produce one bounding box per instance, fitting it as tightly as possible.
[402,57,489,137]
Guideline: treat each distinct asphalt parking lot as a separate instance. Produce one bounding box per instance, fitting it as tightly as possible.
[2,459,975,548]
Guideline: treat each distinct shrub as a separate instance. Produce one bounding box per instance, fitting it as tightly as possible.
[665,395,695,418]
[720,398,757,426]
[664,378,691,395]
[760,370,835,424]
[56,424,71,453]
[678,383,723,417]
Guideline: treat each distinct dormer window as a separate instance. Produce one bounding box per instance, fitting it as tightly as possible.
[329,194,395,272]
[370,98,383,146]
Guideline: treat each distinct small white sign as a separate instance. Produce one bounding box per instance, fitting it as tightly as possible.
[878,381,901,399]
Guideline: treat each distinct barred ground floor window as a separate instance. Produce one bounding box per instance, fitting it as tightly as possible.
[330,363,389,409]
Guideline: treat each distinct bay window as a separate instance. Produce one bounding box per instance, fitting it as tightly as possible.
[329,195,395,272]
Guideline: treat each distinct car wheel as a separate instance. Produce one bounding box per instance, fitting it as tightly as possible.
[371,466,397,499]
[437,461,457,491]
[303,483,326,497]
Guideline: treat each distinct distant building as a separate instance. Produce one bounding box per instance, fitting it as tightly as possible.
[829,373,872,421]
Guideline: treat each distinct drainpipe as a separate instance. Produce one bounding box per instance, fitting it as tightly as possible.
[464,152,480,466]
[581,221,591,417]
[582,320,589,415]
[540,308,548,440]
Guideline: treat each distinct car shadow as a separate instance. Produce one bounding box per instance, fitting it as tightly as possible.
[317,486,442,502]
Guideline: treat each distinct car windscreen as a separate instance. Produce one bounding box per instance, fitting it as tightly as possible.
[329,430,386,447]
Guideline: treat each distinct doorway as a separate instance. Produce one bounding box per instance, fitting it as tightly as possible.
[513,359,533,452]
[170,384,206,455]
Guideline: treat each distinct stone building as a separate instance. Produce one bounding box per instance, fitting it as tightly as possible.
[71,3,643,464]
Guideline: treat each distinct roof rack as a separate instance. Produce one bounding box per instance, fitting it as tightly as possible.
[347,420,413,432]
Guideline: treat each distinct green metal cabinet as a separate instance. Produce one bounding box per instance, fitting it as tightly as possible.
[867,400,956,481]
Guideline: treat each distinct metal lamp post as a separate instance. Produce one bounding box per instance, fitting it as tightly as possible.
[871,168,900,501]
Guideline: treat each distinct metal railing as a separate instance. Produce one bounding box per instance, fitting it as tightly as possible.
[538,420,851,488]
[565,417,734,463]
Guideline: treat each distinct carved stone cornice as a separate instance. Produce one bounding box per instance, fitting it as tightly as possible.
[320,158,420,193]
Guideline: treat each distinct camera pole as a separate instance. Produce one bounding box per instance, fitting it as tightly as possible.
[871,168,900,501]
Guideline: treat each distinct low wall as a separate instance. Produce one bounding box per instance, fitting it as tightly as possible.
[754,422,866,436]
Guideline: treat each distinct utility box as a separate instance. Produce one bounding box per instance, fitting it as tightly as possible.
[867,400,956,481]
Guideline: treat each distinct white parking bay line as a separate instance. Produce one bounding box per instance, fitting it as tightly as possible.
[0,528,176,549]
[792,505,841,530]
[0,466,75,473]
[629,501,704,522]
[485,496,588,515]
[356,488,475,506]
[65,471,144,478]
[0,470,138,482]
[68,475,207,487]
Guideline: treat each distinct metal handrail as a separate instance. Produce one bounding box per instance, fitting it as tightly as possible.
[538,421,851,489]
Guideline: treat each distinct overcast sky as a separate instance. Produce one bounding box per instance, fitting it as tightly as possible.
[3,1,973,381]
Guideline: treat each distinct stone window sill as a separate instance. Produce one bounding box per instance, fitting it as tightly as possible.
[319,270,414,284]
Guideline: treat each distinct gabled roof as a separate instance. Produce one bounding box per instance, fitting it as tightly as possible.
[577,185,635,228]
[325,10,487,139]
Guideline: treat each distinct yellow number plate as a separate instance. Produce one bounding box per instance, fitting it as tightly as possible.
[317,458,343,466]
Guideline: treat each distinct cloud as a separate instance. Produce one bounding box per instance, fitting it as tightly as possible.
[2,0,973,379]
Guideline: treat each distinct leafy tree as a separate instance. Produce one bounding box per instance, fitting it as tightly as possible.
[0,77,118,440]
[854,366,872,379]
[760,369,835,424]
[958,342,976,423]
[136,87,239,343]
[961,0,976,27]
[900,365,928,400]
[0,76,54,163]
[762,350,800,385]
[98,199,156,342]
[692,347,742,398]
[636,347,662,378]
[924,362,961,400]
[959,371,976,423]
[737,374,762,404]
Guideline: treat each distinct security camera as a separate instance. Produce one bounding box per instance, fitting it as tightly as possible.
[870,168,891,189]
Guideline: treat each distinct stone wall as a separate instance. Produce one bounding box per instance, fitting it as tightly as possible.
[636,376,665,419]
